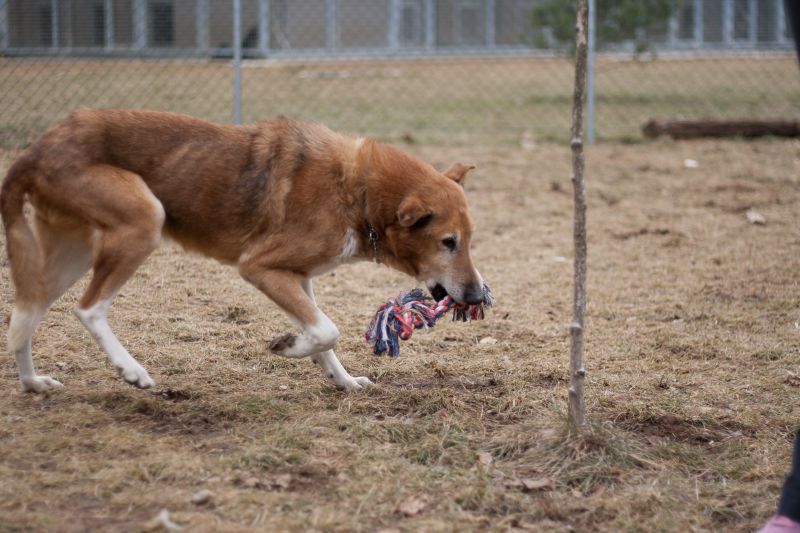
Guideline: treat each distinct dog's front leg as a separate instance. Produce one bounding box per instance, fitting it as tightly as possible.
[238,265,339,358]
[302,279,373,391]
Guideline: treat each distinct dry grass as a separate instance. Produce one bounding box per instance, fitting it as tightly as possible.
[0,137,799,531]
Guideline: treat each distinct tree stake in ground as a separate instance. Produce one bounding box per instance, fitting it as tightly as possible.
[568,0,589,429]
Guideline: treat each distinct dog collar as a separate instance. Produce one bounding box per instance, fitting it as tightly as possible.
[358,145,381,263]
[367,225,380,263]
[360,171,380,263]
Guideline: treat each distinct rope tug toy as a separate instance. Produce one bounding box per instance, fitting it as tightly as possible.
[365,283,494,356]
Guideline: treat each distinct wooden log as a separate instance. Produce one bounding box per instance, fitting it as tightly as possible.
[642,119,800,140]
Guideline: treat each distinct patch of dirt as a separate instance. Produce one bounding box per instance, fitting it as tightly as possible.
[612,227,673,240]
[151,387,195,402]
[85,391,233,436]
[222,305,251,324]
[617,412,754,446]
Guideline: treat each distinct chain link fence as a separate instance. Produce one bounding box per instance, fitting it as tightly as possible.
[0,0,797,148]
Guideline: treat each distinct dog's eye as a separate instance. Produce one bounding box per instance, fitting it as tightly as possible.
[442,237,457,251]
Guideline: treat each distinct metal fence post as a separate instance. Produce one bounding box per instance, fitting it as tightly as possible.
[104,0,114,51]
[776,0,786,44]
[693,0,703,48]
[722,0,732,45]
[196,0,208,54]
[485,0,495,47]
[425,0,436,50]
[0,0,9,52]
[258,0,270,56]
[133,0,146,50]
[388,0,399,50]
[586,0,596,144]
[326,0,337,51]
[50,0,59,50]
[748,0,757,44]
[233,0,242,125]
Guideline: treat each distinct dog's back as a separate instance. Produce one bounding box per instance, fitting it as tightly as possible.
[6,109,358,262]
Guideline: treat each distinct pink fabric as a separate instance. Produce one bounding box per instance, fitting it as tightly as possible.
[757,515,800,533]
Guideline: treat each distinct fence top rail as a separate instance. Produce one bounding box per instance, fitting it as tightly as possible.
[1,46,794,62]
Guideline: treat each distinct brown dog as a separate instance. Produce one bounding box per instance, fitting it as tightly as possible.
[1,109,483,392]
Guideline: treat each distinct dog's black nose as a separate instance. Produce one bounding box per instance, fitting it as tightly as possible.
[463,283,485,305]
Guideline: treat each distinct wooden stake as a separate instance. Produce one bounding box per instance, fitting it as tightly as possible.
[568,0,588,430]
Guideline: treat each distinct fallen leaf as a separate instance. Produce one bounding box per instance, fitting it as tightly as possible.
[191,489,214,505]
[521,477,554,491]
[396,496,426,517]
[746,210,766,225]
[242,477,261,488]
[273,473,292,489]
[520,130,537,151]
[143,509,184,531]
[539,428,557,440]
[476,452,493,465]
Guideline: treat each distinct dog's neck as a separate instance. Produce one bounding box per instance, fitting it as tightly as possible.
[352,138,383,264]
[358,162,381,264]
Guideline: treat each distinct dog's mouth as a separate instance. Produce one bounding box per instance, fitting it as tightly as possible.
[429,283,449,302]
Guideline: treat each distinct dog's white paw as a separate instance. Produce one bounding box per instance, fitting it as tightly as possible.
[21,375,64,393]
[337,375,374,391]
[116,365,155,389]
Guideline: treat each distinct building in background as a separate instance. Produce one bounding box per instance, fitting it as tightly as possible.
[0,0,793,57]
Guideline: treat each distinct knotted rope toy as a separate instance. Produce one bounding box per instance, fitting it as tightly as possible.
[365,284,493,356]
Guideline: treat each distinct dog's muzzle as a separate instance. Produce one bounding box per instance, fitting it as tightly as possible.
[428,282,484,305]
[461,283,486,305]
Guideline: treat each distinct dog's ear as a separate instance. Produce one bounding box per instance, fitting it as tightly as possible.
[397,195,432,227]
[443,163,476,186]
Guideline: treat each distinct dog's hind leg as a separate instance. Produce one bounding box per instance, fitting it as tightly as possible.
[7,216,93,392]
[11,218,93,392]
[36,216,93,309]
[301,279,373,391]
[8,306,56,392]
[61,165,164,389]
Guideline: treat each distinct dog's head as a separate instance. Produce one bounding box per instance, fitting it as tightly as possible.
[378,158,484,305]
